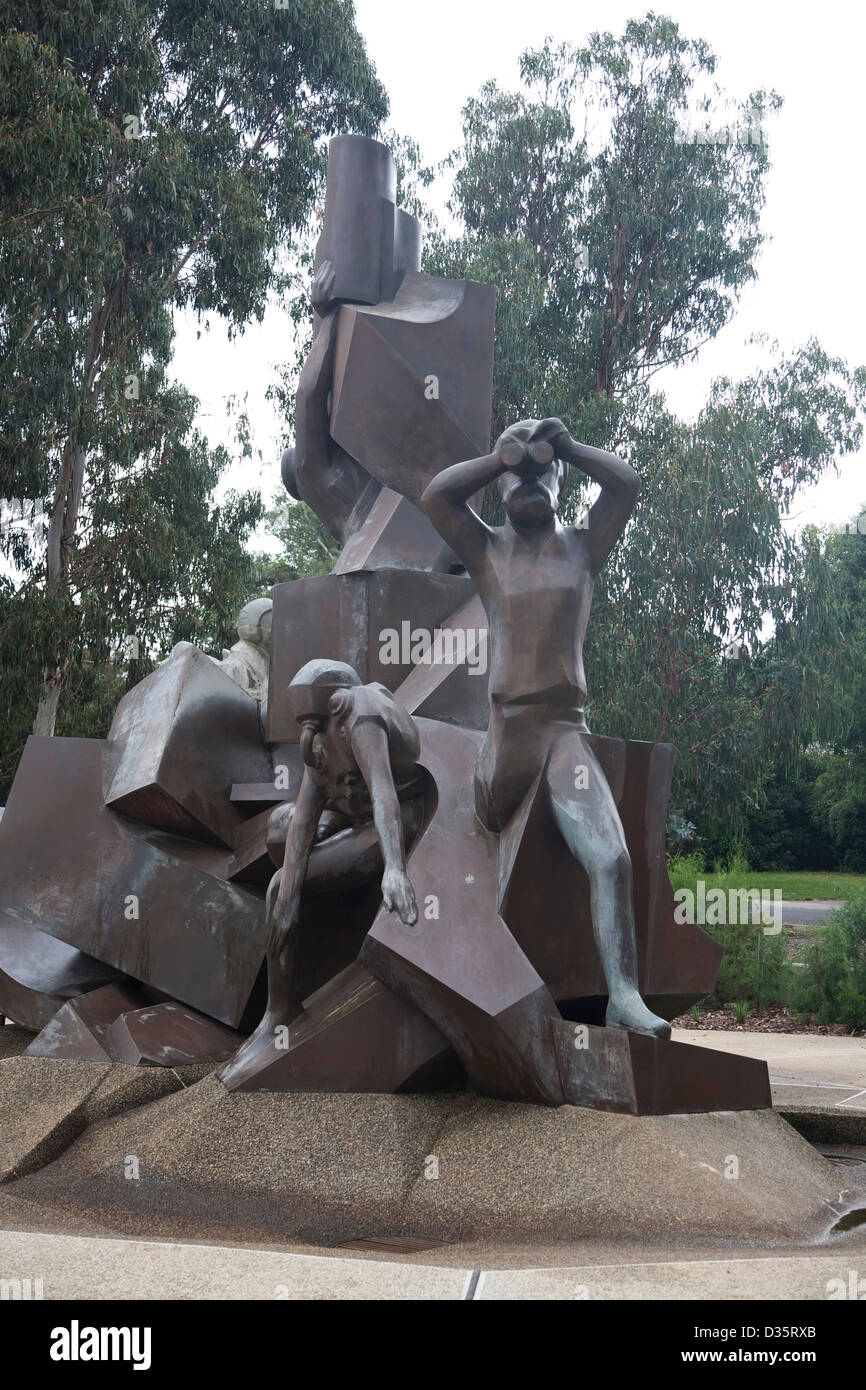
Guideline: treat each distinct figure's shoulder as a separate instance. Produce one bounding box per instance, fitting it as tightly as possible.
[331,682,414,733]
[561,518,593,555]
[330,683,419,764]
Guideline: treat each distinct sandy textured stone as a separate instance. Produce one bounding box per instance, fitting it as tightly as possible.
[4,1073,859,1246]
[0,1057,195,1183]
[405,1096,855,1243]
[0,1022,32,1060]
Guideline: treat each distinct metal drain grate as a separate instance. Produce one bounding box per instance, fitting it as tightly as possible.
[339,1234,453,1254]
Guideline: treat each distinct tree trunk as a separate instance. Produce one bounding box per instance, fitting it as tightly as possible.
[33,668,63,736]
[34,441,86,735]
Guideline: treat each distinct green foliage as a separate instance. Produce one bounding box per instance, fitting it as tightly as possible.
[707,920,791,1012]
[426,14,865,833]
[429,15,779,439]
[790,893,866,1029]
[667,848,706,893]
[254,493,340,587]
[719,755,835,871]
[731,999,749,1025]
[808,521,866,870]
[669,848,792,1008]
[0,0,386,774]
[587,348,864,831]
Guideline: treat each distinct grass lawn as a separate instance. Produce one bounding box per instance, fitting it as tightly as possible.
[666,868,866,900]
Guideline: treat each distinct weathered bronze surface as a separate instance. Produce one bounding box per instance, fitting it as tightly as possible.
[286,133,494,574]
[0,134,768,1114]
[0,736,268,1028]
[220,661,426,1088]
[0,925,124,1033]
[421,417,673,1039]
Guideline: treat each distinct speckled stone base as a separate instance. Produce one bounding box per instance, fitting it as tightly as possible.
[1,1061,858,1248]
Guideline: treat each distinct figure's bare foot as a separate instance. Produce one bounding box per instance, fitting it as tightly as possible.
[606,993,671,1040]
[217,1006,302,1086]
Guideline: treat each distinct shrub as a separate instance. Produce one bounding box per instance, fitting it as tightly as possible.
[790,891,866,1029]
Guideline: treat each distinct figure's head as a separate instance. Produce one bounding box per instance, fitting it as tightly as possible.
[290,659,361,693]
[287,659,362,771]
[495,420,566,527]
[237,598,273,651]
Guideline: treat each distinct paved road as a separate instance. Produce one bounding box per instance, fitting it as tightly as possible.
[780,900,844,926]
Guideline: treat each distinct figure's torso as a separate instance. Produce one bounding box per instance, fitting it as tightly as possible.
[476,523,594,715]
[309,682,421,818]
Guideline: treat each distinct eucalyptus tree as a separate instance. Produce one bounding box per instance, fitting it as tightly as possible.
[0,0,387,750]
[428,13,865,832]
[429,13,778,440]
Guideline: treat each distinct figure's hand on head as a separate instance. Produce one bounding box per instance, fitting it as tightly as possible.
[494,423,555,478]
[529,417,572,456]
[311,258,337,315]
[382,866,418,926]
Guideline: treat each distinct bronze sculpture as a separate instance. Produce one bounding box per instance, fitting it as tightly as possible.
[0,133,770,1116]
[422,417,670,1039]
[219,660,423,1086]
[211,597,273,704]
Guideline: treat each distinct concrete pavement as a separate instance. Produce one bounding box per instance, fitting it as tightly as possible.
[2,1229,865,1300]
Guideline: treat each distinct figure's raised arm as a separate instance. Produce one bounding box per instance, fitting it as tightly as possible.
[532,419,639,574]
[421,450,505,571]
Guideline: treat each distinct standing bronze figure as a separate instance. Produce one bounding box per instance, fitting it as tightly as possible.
[423,417,671,1038]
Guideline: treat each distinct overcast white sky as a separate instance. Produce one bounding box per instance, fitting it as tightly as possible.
[173,0,865,537]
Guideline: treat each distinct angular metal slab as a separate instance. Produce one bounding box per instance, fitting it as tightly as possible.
[0,922,124,1032]
[552,1020,772,1114]
[0,737,267,1028]
[222,960,457,1094]
[267,571,487,742]
[24,982,151,1061]
[106,1002,244,1067]
[106,642,273,847]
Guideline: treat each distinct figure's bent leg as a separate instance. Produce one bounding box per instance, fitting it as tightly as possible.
[545,731,670,1039]
[219,775,324,1084]
[263,866,305,1026]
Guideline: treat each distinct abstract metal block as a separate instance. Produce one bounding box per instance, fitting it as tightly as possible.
[105,1002,244,1067]
[313,134,418,308]
[361,720,568,1104]
[330,272,495,507]
[551,1021,772,1114]
[267,571,489,741]
[332,487,454,574]
[24,982,151,1061]
[222,961,457,1094]
[0,737,267,1028]
[106,641,273,847]
[0,924,123,1032]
